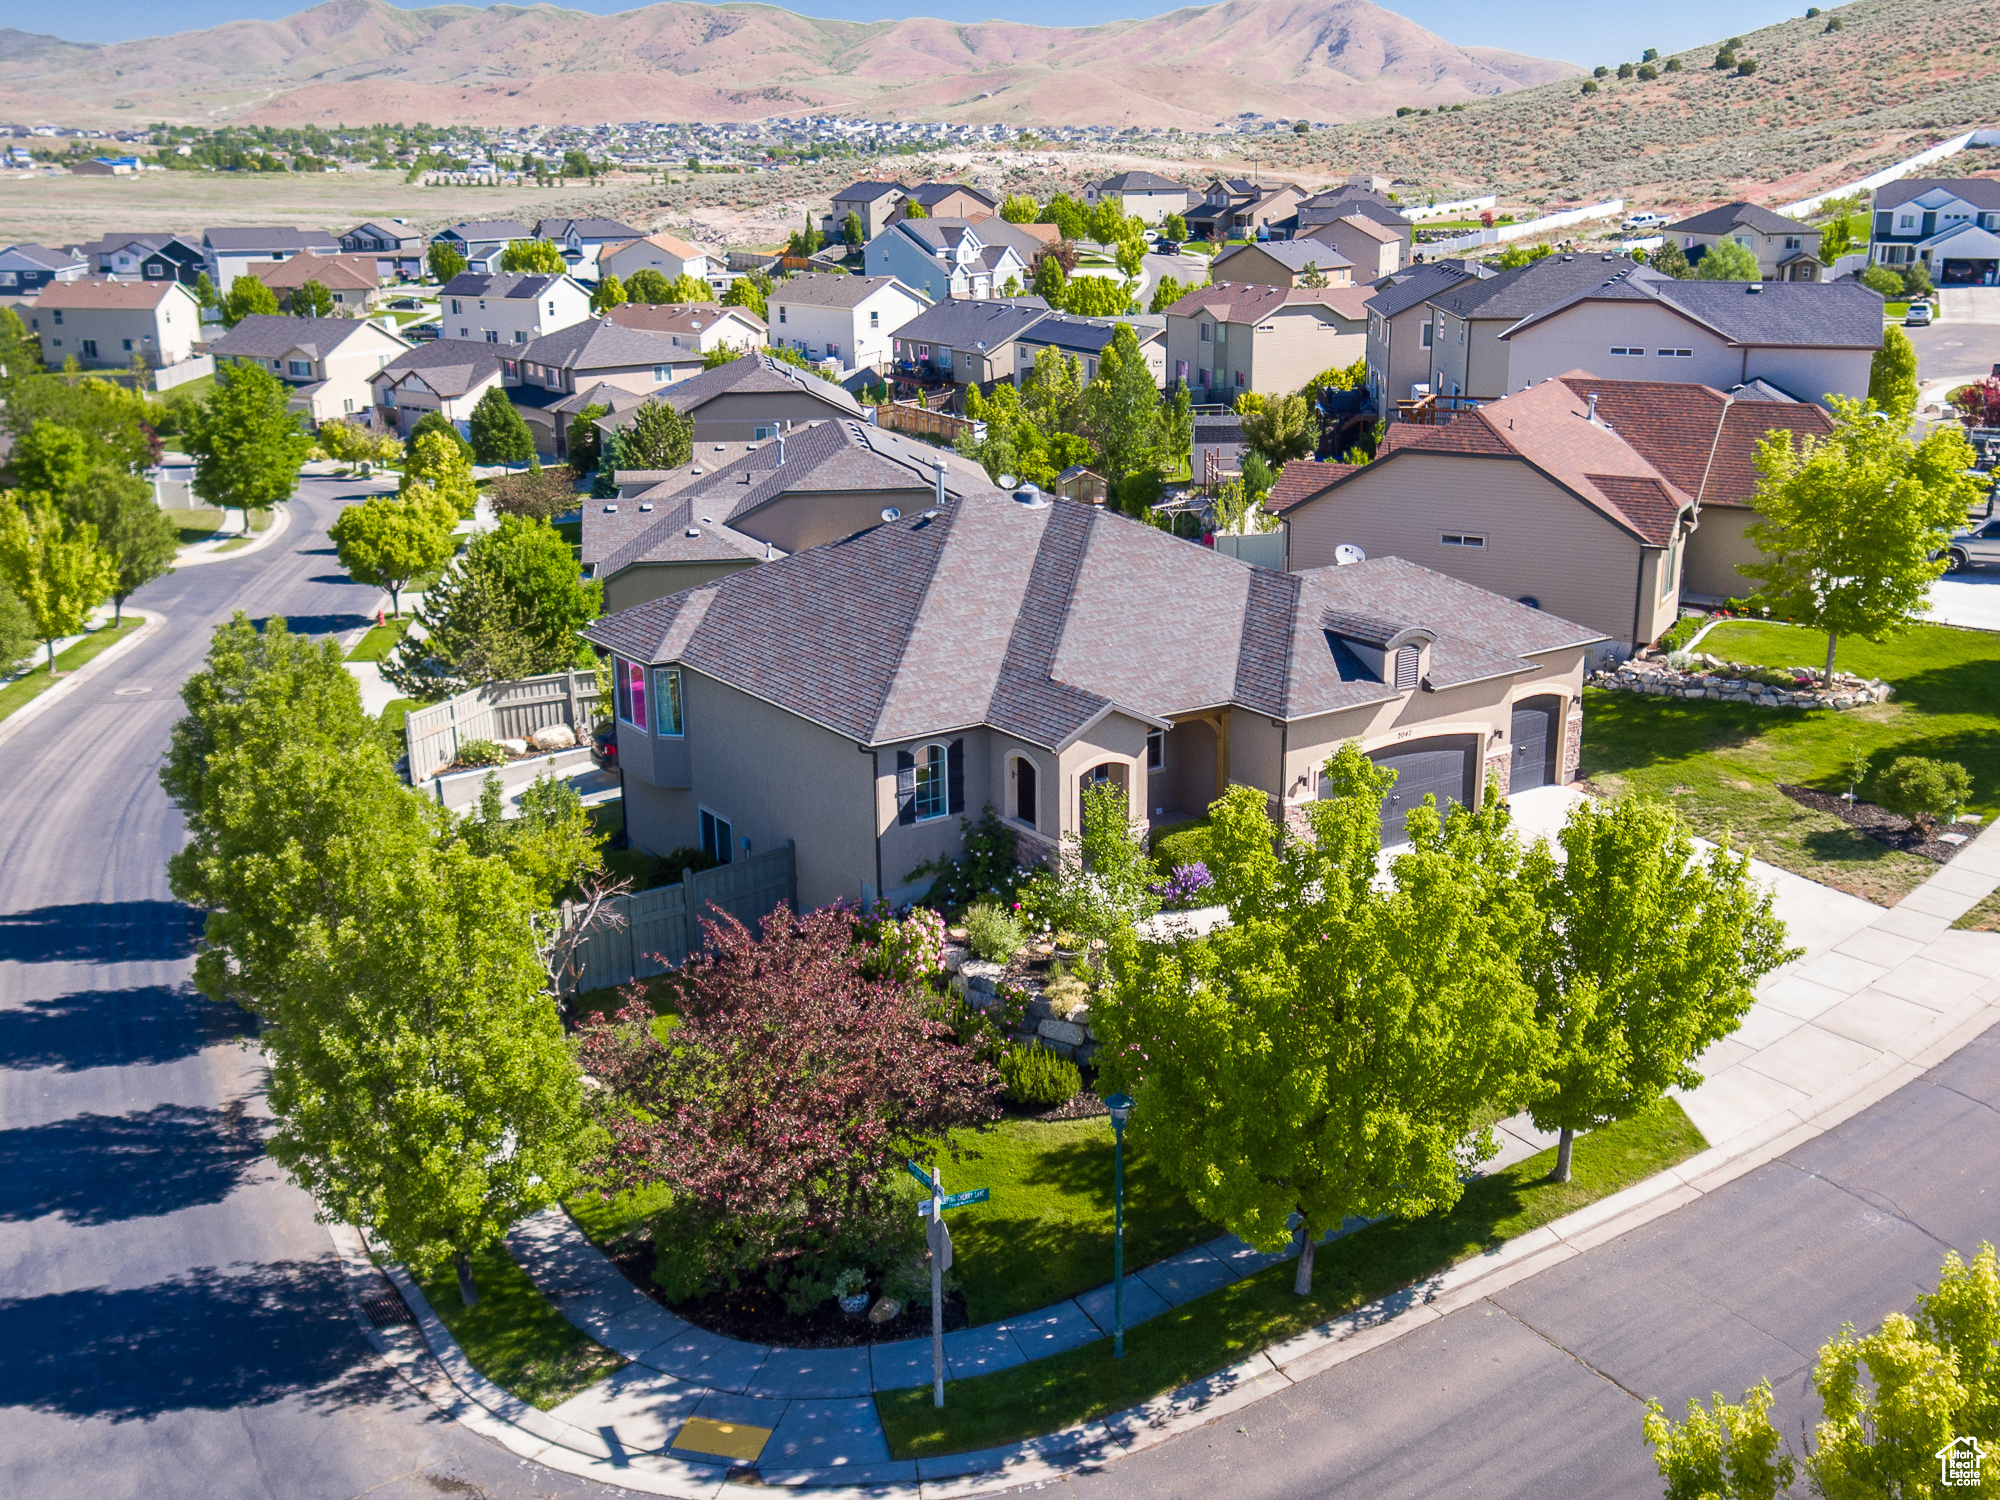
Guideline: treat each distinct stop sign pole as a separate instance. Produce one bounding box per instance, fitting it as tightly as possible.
[909,1160,989,1409]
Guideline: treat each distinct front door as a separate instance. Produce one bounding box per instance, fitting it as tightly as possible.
[1509,695,1561,793]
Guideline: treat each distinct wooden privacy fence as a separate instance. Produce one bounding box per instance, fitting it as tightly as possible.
[561,842,797,993]
[403,669,603,782]
[875,400,985,446]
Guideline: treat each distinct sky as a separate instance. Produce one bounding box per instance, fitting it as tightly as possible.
[37,0,1814,72]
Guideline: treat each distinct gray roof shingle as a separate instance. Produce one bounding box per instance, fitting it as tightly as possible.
[892,298,1051,349]
[372,338,506,398]
[1664,201,1813,237]
[201,226,339,253]
[208,314,390,361]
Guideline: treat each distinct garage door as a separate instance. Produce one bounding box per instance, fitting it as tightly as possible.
[1369,737,1475,847]
[1510,695,1561,793]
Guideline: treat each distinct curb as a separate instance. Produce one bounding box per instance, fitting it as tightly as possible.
[0,611,162,751]
[170,503,292,568]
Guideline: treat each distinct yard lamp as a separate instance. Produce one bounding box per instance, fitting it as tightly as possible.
[1105,1091,1135,1359]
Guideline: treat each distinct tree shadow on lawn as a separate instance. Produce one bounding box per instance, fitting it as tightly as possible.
[0,983,257,1074]
[1874,656,2000,718]
[1580,692,1773,779]
[0,1100,269,1227]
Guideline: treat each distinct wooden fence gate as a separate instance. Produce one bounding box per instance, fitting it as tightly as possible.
[559,841,797,994]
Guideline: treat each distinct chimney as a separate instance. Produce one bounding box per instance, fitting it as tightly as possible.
[933,455,948,507]
[1586,392,1599,422]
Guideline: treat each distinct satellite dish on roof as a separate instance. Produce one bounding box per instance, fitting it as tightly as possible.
[1335,543,1367,566]
[997,474,1017,489]
[881,506,902,523]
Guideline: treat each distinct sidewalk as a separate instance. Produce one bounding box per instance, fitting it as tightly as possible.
[350,814,2000,1497]
[171,503,293,568]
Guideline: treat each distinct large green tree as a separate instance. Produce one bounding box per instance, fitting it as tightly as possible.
[186,362,312,527]
[330,495,454,617]
[0,583,33,675]
[468,387,535,469]
[292,280,336,319]
[219,275,280,327]
[401,429,479,522]
[3,378,156,475]
[1080,323,1167,488]
[566,403,609,473]
[499,238,566,275]
[1519,797,1793,1181]
[1740,395,1983,682]
[84,470,180,622]
[1695,239,1762,280]
[0,306,40,384]
[1239,392,1315,465]
[1868,325,1920,418]
[407,409,474,466]
[8,419,93,500]
[620,399,694,470]
[0,495,116,671]
[590,274,627,313]
[722,272,768,319]
[624,268,674,304]
[1094,747,1547,1294]
[1063,274,1135,318]
[427,241,468,285]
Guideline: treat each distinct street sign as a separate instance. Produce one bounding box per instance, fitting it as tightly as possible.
[926,1212,953,1273]
[942,1188,989,1210]
[907,1159,937,1190]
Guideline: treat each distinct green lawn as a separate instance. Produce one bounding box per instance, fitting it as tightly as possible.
[0,620,145,724]
[377,697,419,763]
[567,1182,677,1247]
[1953,889,2000,931]
[1885,301,1911,318]
[346,619,410,662]
[1582,620,2000,906]
[416,1241,625,1409]
[876,1099,1706,1459]
[174,506,274,545]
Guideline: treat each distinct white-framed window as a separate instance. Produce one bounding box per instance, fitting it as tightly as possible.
[827,342,840,358]
[287,359,311,377]
[699,806,734,865]
[913,743,948,821]
[1442,532,1485,548]
[450,299,462,314]
[546,301,555,315]
[1657,348,1694,358]
[1610,346,1644,356]
[1784,236,1801,250]
[615,657,648,731]
[778,306,787,323]
[1146,729,1165,770]
[343,397,354,413]
[653,668,683,736]
[1899,214,1916,230]
[51,309,63,325]
[653,364,670,382]
[513,330,527,343]
[1420,321,1433,349]
[485,331,499,343]
[917,343,929,359]
[869,310,879,328]
[753,425,775,440]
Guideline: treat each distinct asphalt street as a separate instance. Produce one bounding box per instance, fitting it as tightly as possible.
[0,478,625,1500]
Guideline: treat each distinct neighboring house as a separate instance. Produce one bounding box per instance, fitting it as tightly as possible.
[1211,240,1355,288]
[535,217,646,278]
[1301,213,1404,279]
[369,339,508,438]
[1012,312,1166,387]
[1296,187,1413,264]
[1270,376,1697,652]
[1186,178,1308,241]
[865,217,1030,303]
[1497,266,1883,406]
[891,299,1053,405]
[0,243,88,294]
[438,271,592,345]
[822,180,909,243]
[1364,259,1493,417]
[1192,413,1247,488]
[593,350,866,446]
[606,302,767,354]
[585,419,996,609]
[339,220,426,279]
[584,486,1604,908]
[766,272,927,374]
[1084,171,1192,226]
[904,182,1000,222]
[1418,252,1646,403]
[431,219,536,275]
[599,233,711,286]
[23,279,201,369]
[1869,178,2000,285]
[201,226,339,288]
[207,314,409,425]
[71,232,205,285]
[249,251,383,312]
[505,319,705,455]
[1163,282,1372,396]
[1663,201,1824,281]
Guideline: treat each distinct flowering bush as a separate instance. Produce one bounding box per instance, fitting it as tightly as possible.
[1149,862,1216,911]
[1019,781,1158,941]
[854,900,947,985]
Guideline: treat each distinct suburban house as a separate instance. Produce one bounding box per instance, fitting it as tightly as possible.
[71,232,206,285]
[1185,179,1308,242]
[535,217,646,278]
[1012,313,1167,387]
[1662,202,1824,281]
[822,181,909,243]
[1211,241,1355,288]
[339,221,427,279]
[431,219,536,275]
[23,279,201,369]
[599,233,712,286]
[1301,213,1405,279]
[890,299,1053,406]
[208,314,409,425]
[1163,282,1371,396]
[1869,178,2000,285]
[1084,171,1193,226]
[248,252,383,312]
[438,271,592,345]
[0,244,88,294]
[1364,259,1494,417]
[607,302,767,354]
[592,351,866,446]
[1270,375,1698,652]
[864,217,1031,302]
[369,339,507,438]
[766,272,927,374]
[201,226,339,288]
[505,320,704,455]
[1416,252,1649,403]
[905,182,1000,222]
[584,419,997,609]
[1297,187,1412,266]
[584,486,1604,908]
[1496,267,1883,405]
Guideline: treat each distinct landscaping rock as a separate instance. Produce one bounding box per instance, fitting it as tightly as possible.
[959,959,1004,996]
[1026,996,1055,1020]
[498,738,530,755]
[940,944,969,975]
[867,1297,902,1324]
[1038,1018,1086,1047]
[1073,1042,1098,1068]
[529,724,578,751]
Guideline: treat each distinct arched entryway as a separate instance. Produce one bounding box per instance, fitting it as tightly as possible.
[1509,695,1562,793]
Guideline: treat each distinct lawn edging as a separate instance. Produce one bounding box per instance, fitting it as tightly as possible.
[0,612,159,748]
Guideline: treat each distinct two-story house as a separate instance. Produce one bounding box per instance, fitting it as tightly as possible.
[1662,202,1824,281]
[1419,253,1647,403]
[599,233,711,287]
[369,339,508,439]
[1083,171,1194,226]
[591,350,866,448]
[535,217,646,278]
[201,226,339,288]
[505,319,705,455]
[1869,179,2000,286]
[905,182,1001,222]
[1211,241,1355,288]
[24,279,202,370]
[822,181,909,243]
[766,272,927,374]
[1296,187,1412,267]
[207,314,409,425]
[0,244,88,295]
[607,302,767,355]
[437,271,592,346]
[70,233,206,286]
[249,252,383,313]
[1363,259,1493,417]
[890,299,1053,406]
[865,218,1031,303]
[339,220,426,280]
[1301,213,1405,280]
[1012,313,1166,387]
[1185,178,1309,242]
[431,220,536,275]
[1163,282,1371,397]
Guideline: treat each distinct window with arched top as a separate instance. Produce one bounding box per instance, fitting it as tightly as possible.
[896,740,964,825]
[1012,755,1038,828]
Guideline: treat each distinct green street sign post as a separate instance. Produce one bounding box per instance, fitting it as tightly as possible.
[1104,1094,1135,1359]
[908,1160,992,1408]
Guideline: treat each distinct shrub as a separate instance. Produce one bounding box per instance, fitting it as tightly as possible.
[1860,265,1904,297]
[1151,817,1216,874]
[488,464,580,522]
[856,902,947,985]
[656,845,720,879]
[1581,80,1600,94]
[1658,613,1707,654]
[1149,862,1217,910]
[1637,63,1658,79]
[1736,58,1759,76]
[1044,971,1091,1019]
[1824,16,1842,29]
[1902,261,1934,298]
[1664,56,1682,70]
[1874,757,1973,834]
[1666,650,1698,671]
[455,738,508,767]
[999,1044,1082,1107]
[904,803,1030,913]
[965,901,1025,963]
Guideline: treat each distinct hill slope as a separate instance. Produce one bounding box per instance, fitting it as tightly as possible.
[0,0,1576,129]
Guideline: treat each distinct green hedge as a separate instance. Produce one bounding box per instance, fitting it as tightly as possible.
[1150,817,1215,874]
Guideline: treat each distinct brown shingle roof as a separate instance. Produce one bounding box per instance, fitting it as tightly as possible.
[1164,281,1372,323]
[1267,459,1359,515]
[36,279,181,310]
[248,252,380,292]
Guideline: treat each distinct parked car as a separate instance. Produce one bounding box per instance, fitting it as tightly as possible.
[386,296,424,311]
[1906,302,1935,326]
[1157,241,1181,256]
[1622,212,1667,231]
[406,320,441,341]
[1940,515,2000,571]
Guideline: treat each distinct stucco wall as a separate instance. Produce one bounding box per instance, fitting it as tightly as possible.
[1685,505,1763,599]
[602,558,756,613]
[1250,309,1366,395]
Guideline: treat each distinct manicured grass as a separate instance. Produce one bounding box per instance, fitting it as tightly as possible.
[173,506,273,545]
[416,1241,625,1409]
[0,620,144,724]
[1885,301,1911,318]
[1581,620,2000,906]
[346,619,410,662]
[1953,888,2000,931]
[876,1099,1706,1459]
[377,696,419,763]
[567,1182,677,1247]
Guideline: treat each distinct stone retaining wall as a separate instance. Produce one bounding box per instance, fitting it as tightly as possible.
[1591,655,1893,711]
[943,946,1102,1065]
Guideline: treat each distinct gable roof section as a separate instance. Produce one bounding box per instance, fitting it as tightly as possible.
[1017,314,1162,356]
[439,270,564,300]
[1366,260,1482,319]
[608,302,767,337]
[519,318,690,372]
[5,243,85,271]
[1431,253,1642,321]
[833,180,908,203]
[770,272,909,310]
[249,252,379,291]
[1165,281,1371,323]
[892,297,1050,348]
[536,217,643,240]
[652,350,865,417]
[605,231,705,261]
[1266,459,1361,514]
[1665,201,1812,237]
[371,338,505,398]
[1094,171,1187,193]
[209,314,400,361]
[202,226,338,253]
[437,219,534,244]
[1499,269,1884,350]
[907,182,998,210]
[1875,178,2000,212]
[1215,240,1354,274]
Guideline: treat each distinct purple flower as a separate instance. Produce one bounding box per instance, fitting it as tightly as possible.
[1148,862,1216,910]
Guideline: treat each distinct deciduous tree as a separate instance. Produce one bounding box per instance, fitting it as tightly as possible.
[330,495,454,617]
[590,274,627,313]
[1081,323,1166,485]
[84,470,179,623]
[664,272,710,304]
[292,279,336,318]
[407,408,474,465]
[1000,195,1037,224]
[1239,392,1315,465]
[1868,325,1919,419]
[0,495,114,670]
[426,241,468,285]
[499,238,566,275]
[1696,240,1762,280]
[843,211,864,244]
[625,268,673,304]
[468,386,535,469]
[1063,273,1135,318]
[723,272,768,319]
[186,362,312,526]
[219,275,280,327]
[8,418,93,502]
[621,399,694,470]
[0,583,32,674]
[401,429,479,521]
[1031,252,1068,305]
[565,404,608,473]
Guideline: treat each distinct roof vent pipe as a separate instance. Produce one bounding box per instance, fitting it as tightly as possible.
[1014,484,1049,509]
[776,433,787,464]
[933,455,948,508]
[1586,392,1599,422]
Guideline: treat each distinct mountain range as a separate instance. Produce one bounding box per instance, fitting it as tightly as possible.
[0,0,1577,130]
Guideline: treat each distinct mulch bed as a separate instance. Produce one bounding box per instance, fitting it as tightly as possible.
[1777,784,1983,863]
[601,1233,970,1350]
[1032,1090,1109,1121]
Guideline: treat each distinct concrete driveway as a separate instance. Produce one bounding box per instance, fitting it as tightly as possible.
[1930,567,2000,631]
